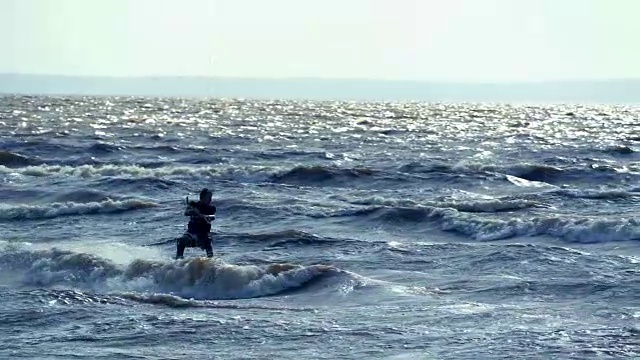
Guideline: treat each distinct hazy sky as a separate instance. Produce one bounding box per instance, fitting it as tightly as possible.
[1,0,639,82]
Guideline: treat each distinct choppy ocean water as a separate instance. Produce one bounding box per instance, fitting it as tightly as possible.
[0,95,638,359]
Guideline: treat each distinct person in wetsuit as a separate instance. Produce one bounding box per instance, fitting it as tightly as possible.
[175,188,217,259]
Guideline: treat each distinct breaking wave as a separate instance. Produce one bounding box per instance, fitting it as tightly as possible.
[397,161,638,185]
[269,165,375,184]
[323,204,640,243]
[0,247,345,300]
[0,198,157,220]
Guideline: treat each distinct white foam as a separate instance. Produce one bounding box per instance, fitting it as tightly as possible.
[0,163,277,182]
[49,240,167,266]
[506,174,555,188]
[121,259,335,300]
[0,246,337,300]
[0,198,157,220]
[351,195,547,213]
[0,239,34,251]
[434,207,640,243]
[441,302,496,315]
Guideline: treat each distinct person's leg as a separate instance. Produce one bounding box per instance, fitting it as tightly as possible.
[203,241,213,257]
[198,234,213,258]
[175,235,187,259]
[175,233,197,259]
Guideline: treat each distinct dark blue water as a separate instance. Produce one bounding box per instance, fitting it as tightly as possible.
[1,95,638,359]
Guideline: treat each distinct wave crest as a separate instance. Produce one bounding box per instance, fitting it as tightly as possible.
[0,248,341,300]
[0,151,40,168]
[269,165,375,185]
[324,203,640,243]
[0,198,157,220]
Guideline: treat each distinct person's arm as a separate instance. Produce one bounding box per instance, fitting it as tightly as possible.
[184,201,201,217]
[201,204,216,216]
[185,203,215,222]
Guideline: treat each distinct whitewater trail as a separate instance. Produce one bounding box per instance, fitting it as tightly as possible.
[0,241,345,301]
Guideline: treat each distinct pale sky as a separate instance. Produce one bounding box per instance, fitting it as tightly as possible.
[1,0,639,82]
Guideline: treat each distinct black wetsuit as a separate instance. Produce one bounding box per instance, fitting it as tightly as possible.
[176,201,216,258]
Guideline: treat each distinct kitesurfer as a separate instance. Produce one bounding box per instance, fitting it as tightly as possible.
[175,188,216,259]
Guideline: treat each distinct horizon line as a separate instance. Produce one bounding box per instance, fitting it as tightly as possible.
[3,72,640,85]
